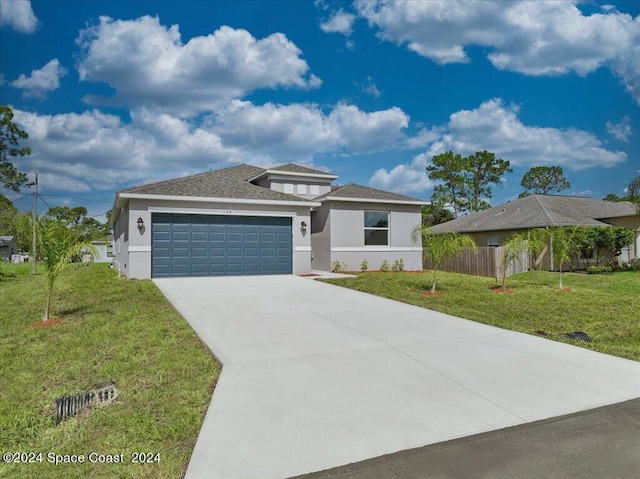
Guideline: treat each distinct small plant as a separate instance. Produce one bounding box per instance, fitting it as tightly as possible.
[331,261,346,273]
[587,265,613,274]
[380,259,390,272]
[391,259,404,272]
[360,258,368,273]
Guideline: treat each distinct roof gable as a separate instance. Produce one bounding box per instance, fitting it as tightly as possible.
[269,163,330,175]
[318,183,425,203]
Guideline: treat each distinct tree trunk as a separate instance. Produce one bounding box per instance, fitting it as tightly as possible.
[43,286,52,321]
[431,269,437,293]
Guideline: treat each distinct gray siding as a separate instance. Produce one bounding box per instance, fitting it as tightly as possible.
[310,205,331,271]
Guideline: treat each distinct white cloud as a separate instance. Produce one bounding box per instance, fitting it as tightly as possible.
[10,59,67,98]
[213,101,409,160]
[370,153,433,194]
[606,116,633,142]
[430,99,626,171]
[369,98,626,195]
[76,16,321,116]
[0,0,38,33]
[320,9,356,35]
[355,76,382,98]
[356,0,640,104]
[12,100,409,193]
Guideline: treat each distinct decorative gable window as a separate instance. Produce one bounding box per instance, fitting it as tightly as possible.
[364,211,389,246]
[297,184,307,194]
[309,184,320,195]
[283,183,294,194]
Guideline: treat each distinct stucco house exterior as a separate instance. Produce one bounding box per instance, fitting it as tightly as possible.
[110,163,426,279]
[432,194,640,268]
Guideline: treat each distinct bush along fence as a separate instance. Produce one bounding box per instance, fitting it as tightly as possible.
[423,246,530,279]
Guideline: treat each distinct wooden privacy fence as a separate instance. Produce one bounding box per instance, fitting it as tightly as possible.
[423,246,530,279]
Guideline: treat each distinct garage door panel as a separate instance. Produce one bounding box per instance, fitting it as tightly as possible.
[152,213,292,277]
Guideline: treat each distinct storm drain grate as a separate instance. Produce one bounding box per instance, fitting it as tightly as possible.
[536,330,591,343]
[565,331,591,342]
[55,383,118,425]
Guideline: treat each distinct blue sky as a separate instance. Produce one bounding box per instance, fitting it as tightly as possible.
[1,0,639,221]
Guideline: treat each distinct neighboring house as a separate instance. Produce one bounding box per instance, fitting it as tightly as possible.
[432,195,640,268]
[110,163,426,279]
[0,235,18,261]
[81,235,114,263]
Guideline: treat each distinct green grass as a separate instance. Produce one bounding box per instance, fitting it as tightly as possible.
[322,270,640,361]
[0,263,220,479]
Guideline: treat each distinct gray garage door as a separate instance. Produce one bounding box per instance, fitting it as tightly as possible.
[152,213,292,277]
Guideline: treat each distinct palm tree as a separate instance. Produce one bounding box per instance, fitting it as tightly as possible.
[499,233,529,290]
[38,219,96,321]
[629,175,640,212]
[411,225,477,293]
[548,226,579,290]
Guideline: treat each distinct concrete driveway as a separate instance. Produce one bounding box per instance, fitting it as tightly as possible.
[153,275,640,479]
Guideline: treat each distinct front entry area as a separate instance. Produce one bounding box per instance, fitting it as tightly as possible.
[151,213,292,277]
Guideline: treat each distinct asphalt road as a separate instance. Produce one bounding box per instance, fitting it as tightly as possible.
[292,398,640,479]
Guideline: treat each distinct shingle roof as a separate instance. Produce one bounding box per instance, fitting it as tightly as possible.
[120,166,312,202]
[431,195,638,233]
[269,163,332,175]
[316,183,425,203]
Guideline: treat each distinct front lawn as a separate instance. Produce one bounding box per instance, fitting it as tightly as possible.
[323,270,640,361]
[0,263,219,479]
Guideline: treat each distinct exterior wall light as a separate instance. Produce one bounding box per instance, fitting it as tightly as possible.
[301,221,307,234]
[137,217,144,230]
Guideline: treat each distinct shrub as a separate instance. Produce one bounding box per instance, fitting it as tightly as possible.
[587,265,613,274]
[331,261,346,273]
[360,258,368,273]
[398,258,404,271]
[380,259,390,272]
[391,259,405,272]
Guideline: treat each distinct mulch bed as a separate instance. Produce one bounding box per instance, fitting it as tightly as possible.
[491,287,514,294]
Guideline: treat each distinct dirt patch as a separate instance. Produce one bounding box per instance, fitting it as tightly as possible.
[422,291,443,297]
[29,319,64,328]
[492,287,514,294]
[560,287,572,293]
[298,273,321,277]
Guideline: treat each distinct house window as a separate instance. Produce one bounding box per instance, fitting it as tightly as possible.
[283,183,294,194]
[297,184,307,194]
[487,235,499,247]
[364,211,389,246]
[309,184,320,195]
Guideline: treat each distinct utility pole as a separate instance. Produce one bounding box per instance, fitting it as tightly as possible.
[32,171,38,275]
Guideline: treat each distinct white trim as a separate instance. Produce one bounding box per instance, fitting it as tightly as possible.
[295,246,312,252]
[129,246,151,252]
[249,170,338,182]
[118,192,320,208]
[331,247,422,252]
[148,207,297,217]
[322,197,428,206]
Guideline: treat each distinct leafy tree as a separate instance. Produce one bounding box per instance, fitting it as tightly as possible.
[465,151,512,212]
[0,105,31,192]
[45,205,110,240]
[427,151,467,218]
[427,150,510,216]
[572,226,635,267]
[411,225,477,293]
[36,218,95,321]
[421,203,454,227]
[0,194,17,235]
[519,166,571,197]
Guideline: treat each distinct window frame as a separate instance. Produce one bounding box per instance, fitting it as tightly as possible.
[364,210,390,246]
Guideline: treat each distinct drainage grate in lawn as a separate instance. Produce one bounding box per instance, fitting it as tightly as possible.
[55,383,118,425]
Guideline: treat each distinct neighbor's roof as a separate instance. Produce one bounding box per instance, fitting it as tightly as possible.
[432,195,638,234]
[316,183,427,204]
[0,235,15,242]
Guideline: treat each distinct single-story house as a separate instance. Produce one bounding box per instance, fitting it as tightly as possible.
[110,163,426,279]
[0,235,18,261]
[431,194,640,268]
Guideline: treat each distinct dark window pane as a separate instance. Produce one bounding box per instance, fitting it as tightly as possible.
[364,211,388,228]
[365,229,388,246]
